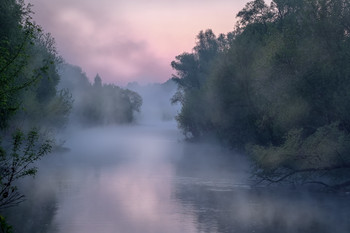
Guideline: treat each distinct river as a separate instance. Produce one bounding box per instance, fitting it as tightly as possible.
[5,122,350,233]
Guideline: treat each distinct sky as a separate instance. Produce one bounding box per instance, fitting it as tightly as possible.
[28,0,254,85]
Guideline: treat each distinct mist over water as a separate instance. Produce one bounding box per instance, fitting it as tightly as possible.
[3,1,350,232]
[126,81,180,125]
[5,111,350,233]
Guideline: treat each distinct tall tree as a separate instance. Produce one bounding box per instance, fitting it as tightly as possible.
[171,0,350,189]
[0,0,71,214]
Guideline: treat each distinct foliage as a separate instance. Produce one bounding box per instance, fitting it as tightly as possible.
[171,0,350,189]
[249,123,350,188]
[10,32,73,130]
[171,29,230,138]
[0,215,12,233]
[0,130,52,209]
[0,0,40,129]
[0,0,72,131]
[0,0,70,218]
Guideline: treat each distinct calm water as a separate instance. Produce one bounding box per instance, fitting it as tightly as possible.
[5,122,350,233]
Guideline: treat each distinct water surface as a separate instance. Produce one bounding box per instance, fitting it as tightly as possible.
[6,122,350,233]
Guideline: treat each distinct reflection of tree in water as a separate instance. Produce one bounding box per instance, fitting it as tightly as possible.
[3,180,58,233]
[172,144,350,233]
[173,183,350,233]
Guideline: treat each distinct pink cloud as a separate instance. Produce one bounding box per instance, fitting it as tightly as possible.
[28,0,251,85]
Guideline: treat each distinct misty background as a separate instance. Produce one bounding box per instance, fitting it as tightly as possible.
[1,0,350,233]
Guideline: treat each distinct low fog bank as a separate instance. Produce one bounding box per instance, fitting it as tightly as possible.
[126,80,180,125]
[5,123,350,233]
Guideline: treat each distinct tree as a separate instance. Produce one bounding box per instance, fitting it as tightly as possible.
[0,1,41,129]
[171,0,350,190]
[93,74,102,88]
[236,0,273,29]
[125,89,142,113]
[58,64,142,126]
[11,31,73,130]
[0,130,52,209]
[171,30,223,138]
[0,0,66,213]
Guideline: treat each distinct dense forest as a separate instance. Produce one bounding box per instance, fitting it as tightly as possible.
[172,0,350,190]
[0,0,142,227]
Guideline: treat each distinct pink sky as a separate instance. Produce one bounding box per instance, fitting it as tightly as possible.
[28,0,253,85]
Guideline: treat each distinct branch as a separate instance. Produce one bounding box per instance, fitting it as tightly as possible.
[256,163,350,184]
[0,191,25,210]
[302,181,331,188]
[0,37,28,75]
[0,67,45,97]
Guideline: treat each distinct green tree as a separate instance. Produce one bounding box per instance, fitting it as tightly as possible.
[0,1,41,129]
[171,29,226,138]
[0,0,67,214]
[171,0,350,189]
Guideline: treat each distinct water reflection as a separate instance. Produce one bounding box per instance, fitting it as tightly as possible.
[4,123,350,233]
[173,143,350,233]
[174,183,350,233]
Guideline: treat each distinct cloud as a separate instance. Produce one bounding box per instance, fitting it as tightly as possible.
[28,0,249,84]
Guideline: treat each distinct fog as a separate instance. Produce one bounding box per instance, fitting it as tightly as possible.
[1,49,348,233]
[4,0,350,232]
[2,62,349,233]
[126,80,180,125]
[4,89,350,233]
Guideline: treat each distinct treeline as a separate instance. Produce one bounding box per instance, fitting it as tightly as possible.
[0,0,142,131]
[59,64,142,126]
[172,0,350,190]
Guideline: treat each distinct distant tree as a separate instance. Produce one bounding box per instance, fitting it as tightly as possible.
[125,89,142,113]
[93,74,102,88]
[59,64,143,126]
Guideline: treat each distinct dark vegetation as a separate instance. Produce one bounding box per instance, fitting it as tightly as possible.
[172,0,350,190]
